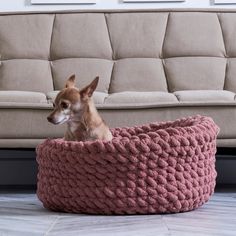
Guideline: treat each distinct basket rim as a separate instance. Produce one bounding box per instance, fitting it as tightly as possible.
[36,115,219,155]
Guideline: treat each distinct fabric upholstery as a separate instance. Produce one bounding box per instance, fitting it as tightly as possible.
[163,12,225,58]
[164,57,226,92]
[105,91,177,104]
[106,13,168,59]
[0,139,45,148]
[109,58,167,93]
[1,10,236,148]
[0,91,47,103]
[0,14,54,60]
[218,13,236,57]
[217,139,236,147]
[174,90,235,102]
[224,58,236,92]
[51,58,113,92]
[0,108,63,139]
[47,91,108,104]
[50,14,112,60]
[1,104,236,140]
[0,60,53,93]
[0,10,235,95]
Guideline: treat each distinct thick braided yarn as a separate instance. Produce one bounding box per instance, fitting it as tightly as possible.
[36,115,219,214]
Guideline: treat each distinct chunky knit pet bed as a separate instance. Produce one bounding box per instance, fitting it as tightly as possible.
[36,115,219,214]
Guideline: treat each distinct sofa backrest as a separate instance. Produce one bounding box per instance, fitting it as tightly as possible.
[0,10,235,94]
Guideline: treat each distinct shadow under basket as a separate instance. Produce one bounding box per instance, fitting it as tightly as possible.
[36,115,219,215]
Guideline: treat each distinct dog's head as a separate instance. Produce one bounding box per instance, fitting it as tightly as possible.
[47,74,99,125]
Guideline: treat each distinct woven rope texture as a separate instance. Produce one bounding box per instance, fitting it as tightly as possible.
[36,115,219,214]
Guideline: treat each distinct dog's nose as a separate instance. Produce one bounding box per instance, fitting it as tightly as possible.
[47,116,53,123]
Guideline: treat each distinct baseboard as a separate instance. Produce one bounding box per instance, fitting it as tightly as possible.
[0,185,36,192]
[216,148,236,184]
[0,149,37,186]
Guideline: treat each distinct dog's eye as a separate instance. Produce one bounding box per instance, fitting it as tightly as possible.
[53,103,55,108]
[61,102,69,109]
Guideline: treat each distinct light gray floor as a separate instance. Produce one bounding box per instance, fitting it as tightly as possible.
[0,190,236,236]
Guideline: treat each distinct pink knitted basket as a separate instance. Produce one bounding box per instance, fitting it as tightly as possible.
[36,115,219,214]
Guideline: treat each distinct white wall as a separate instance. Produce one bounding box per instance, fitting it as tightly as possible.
[0,0,236,13]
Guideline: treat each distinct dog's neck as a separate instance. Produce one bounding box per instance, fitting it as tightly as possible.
[66,99,103,141]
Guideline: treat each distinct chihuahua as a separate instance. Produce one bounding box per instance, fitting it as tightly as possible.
[47,75,113,142]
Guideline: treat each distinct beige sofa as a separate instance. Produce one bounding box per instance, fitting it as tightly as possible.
[1,9,236,148]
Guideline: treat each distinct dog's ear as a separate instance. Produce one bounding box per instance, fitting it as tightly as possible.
[65,74,76,88]
[80,76,99,99]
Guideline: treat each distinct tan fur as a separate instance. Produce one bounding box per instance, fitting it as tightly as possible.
[47,75,112,142]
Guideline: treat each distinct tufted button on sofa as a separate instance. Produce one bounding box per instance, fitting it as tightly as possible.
[1,9,236,148]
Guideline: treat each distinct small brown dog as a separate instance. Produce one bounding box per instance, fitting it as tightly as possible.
[47,75,113,142]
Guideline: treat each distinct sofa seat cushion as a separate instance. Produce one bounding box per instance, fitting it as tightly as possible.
[105,92,178,105]
[0,91,48,103]
[174,90,236,102]
[1,104,236,142]
[46,91,108,105]
[46,90,236,109]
